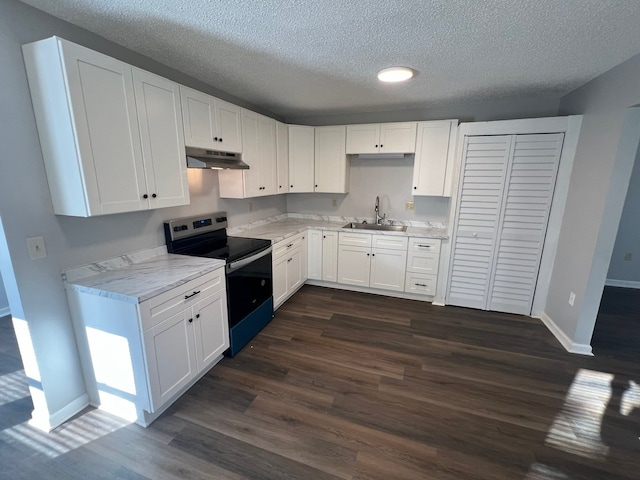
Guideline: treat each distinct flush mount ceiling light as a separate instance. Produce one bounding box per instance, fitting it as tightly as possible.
[377,66,414,83]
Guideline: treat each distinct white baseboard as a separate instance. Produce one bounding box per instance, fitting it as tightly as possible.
[0,307,10,318]
[538,312,593,356]
[605,278,640,289]
[28,393,90,432]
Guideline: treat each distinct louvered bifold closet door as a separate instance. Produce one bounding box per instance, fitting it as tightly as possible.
[447,136,513,309]
[487,133,564,315]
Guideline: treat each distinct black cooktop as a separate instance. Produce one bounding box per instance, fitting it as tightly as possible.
[176,235,271,263]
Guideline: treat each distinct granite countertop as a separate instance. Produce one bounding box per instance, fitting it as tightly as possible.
[64,247,225,304]
[229,214,449,244]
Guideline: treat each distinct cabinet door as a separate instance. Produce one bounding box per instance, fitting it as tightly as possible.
[338,245,370,286]
[240,109,262,197]
[214,98,243,153]
[273,254,289,309]
[300,232,308,281]
[379,122,417,154]
[322,231,339,282]
[276,121,290,194]
[346,124,380,154]
[370,248,407,292]
[307,230,323,280]
[412,121,455,196]
[287,248,304,293]
[144,309,196,412]
[61,39,148,215]
[315,126,348,193]
[180,86,216,149]
[192,289,229,371]
[258,114,278,195]
[288,125,315,192]
[133,68,190,209]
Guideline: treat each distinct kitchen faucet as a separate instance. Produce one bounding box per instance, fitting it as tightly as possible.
[374,196,386,225]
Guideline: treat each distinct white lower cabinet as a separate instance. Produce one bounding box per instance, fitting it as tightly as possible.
[404,238,441,297]
[67,269,228,426]
[338,233,408,292]
[272,232,307,309]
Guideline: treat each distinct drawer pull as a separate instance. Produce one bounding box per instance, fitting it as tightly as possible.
[287,243,293,248]
[415,283,428,287]
[184,290,201,300]
[417,244,431,248]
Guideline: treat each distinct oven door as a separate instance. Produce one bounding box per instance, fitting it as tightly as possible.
[225,246,273,328]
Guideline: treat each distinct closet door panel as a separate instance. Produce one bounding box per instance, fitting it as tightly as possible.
[447,136,512,309]
[488,133,564,315]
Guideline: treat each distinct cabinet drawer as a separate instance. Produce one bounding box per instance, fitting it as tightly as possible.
[371,235,408,251]
[404,273,437,296]
[339,232,372,247]
[273,232,303,260]
[141,269,225,331]
[408,237,441,254]
[406,251,440,274]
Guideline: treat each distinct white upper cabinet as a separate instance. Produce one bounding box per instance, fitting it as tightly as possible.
[132,68,190,209]
[288,125,315,193]
[218,110,277,198]
[180,86,242,153]
[276,121,290,194]
[314,126,348,193]
[412,120,459,197]
[346,122,417,154]
[23,36,189,216]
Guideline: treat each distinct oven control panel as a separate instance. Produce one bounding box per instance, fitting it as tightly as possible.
[164,211,228,241]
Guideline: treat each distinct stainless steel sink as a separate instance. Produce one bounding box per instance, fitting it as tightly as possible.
[342,222,407,232]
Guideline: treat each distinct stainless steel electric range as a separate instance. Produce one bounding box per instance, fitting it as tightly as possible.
[164,212,273,356]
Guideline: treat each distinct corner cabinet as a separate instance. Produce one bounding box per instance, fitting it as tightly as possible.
[346,122,417,154]
[276,121,290,194]
[180,85,242,153]
[412,120,459,196]
[314,126,349,193]
[67,269,229,426]
[23,36,190,217]
[288,125,315,192]
[219,110,277,198]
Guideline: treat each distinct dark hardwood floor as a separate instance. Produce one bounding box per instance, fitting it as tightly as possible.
[1,285,639,479]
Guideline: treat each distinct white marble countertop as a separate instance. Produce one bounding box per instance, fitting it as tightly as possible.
[64,247,225,304]
[229,214,449,244]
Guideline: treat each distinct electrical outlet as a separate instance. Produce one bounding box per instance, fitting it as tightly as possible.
[405,201,415,211]
[248,202,253,212]
[26,236,47,260]
[624,252,633,261]
[568,292,576,307]
[332,198,337,207]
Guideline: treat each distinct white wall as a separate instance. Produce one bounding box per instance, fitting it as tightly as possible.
[0,0,285,430]
[287,156,450,225]
[544,53,640,350]
[606,146,640,286]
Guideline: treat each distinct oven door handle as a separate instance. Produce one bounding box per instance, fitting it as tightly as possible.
[226,246,272,273]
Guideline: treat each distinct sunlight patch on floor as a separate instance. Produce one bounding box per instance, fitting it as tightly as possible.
[544,369,612,460]
[0,370,30,406]
[0,409,129,458]
[621,380,640,417]
[525,462,570,479]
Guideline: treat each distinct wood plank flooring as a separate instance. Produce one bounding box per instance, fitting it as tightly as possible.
[1,285,639,479]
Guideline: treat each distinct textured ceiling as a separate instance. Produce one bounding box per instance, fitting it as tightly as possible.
[19,0,640,119]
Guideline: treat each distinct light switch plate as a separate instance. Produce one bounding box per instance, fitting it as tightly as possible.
[26,236,47,260]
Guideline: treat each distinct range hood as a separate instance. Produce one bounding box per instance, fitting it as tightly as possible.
[186,146,249,170]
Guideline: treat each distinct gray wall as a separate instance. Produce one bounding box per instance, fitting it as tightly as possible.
[285,95,561,126]
[545,53,640,347]
[0,0,285,427]
[607,145,640,284]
